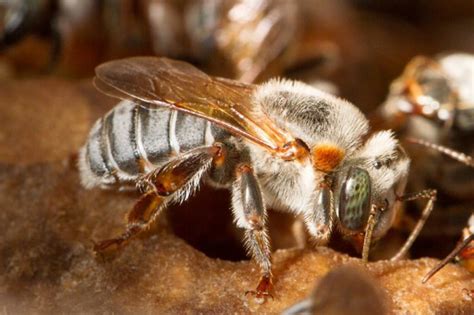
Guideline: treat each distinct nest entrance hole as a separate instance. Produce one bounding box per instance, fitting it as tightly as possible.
[167,186,301,261]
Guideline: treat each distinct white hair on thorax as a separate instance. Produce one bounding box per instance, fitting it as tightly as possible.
[254,78,369,155]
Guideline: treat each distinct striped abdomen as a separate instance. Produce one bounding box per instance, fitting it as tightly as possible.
[79,100,229,188]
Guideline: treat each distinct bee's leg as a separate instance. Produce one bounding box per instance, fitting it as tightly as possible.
[93,191,164,252]
[390,189,437,261]
[422,234,474,283]
[231,164,273,303]
[304,185,334,245]
[93,144,224,252]
[361,205,380,262]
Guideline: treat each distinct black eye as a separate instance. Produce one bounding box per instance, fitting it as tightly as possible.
[338,167,372,232]
[374,161,383,169]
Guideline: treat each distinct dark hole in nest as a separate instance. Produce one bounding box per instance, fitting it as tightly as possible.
[166,186,403,261]
[167,185,462,262]
[167,186,247,261]
[167,185,302,261]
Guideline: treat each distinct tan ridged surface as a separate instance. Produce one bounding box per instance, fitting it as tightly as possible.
[0,78,472,314]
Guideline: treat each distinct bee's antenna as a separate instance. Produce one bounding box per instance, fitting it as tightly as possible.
[422,234,474,283]
[407,137,474,167]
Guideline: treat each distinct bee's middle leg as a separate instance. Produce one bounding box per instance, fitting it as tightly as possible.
[231,164,273,302]
[93,144,224,252]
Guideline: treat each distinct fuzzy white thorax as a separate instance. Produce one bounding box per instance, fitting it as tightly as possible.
[248,78,372,216]
[254,78,369,155]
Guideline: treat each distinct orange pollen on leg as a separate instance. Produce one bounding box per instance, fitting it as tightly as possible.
[312,144,345,173]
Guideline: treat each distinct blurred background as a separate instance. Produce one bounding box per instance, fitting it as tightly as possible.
[2,0,474,108]
[1,0,474,262]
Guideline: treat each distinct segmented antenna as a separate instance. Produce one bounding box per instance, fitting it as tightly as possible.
[407,137,474,167]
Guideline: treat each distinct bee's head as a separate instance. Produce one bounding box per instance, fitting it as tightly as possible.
[335,131,410,238]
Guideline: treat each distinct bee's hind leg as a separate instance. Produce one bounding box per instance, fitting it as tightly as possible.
[231,164,273,303]
[93,144,224,253]
[93,191,164,252]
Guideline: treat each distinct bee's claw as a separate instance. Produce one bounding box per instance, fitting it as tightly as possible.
[245,275,274,303]
[245,289,274,303]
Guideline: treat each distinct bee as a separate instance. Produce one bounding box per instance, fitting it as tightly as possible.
[395,138,474,288]
[376,54,474,240]
[0,0,60,68]
[80,56,439,301]
[0,0,55,49]
[147,0,301,82]
[282,264,388,315]
[423,213,474,284]
[206,0,298,82]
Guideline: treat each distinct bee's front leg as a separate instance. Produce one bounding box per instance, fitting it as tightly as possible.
[231,164,273,303]
[390,189,437,261]
[304,184,334,245]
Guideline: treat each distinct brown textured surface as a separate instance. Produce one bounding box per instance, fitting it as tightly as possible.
[0,78,473,314]
[0,79,114,165]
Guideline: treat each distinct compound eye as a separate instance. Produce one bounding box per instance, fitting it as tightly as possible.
[338,167,372,232]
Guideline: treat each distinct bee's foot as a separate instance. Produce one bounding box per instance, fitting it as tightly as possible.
[245,289,273,304]
[245,275,274,304]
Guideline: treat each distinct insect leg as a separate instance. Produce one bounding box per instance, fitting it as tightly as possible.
[390,189,437,261]
[361,205,380,262]
[232,164,273,302]
[93,144,224,252]
[93,191,164,252]
[304,183,334,245]
[422,234,474,283]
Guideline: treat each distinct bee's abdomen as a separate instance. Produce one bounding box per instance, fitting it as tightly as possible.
[79,100,228,189]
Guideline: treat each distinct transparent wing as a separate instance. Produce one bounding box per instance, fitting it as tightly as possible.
[94,56,296,155]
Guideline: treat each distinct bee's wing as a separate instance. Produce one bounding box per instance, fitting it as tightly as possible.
[94,57,294,154]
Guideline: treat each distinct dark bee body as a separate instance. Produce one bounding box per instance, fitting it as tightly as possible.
[80,100,229,189]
